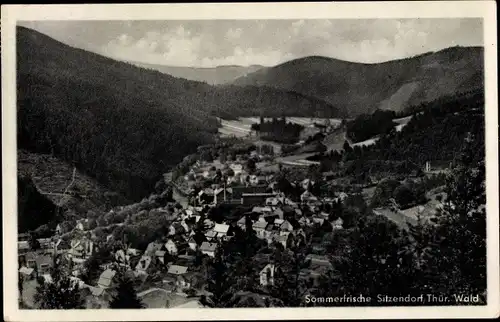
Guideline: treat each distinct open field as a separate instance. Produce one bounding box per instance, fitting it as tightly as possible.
[218,117,343,138]
[276,153,319,167]
[352,137,379,147]
[393,115,413,132]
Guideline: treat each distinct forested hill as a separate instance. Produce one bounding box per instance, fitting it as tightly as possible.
[232,47,484,117]
[17,26,217,202]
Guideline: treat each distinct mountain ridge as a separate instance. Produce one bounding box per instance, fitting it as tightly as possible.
[232,46,484,116]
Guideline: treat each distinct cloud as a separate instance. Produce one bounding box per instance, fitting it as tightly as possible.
[26,18,483,67]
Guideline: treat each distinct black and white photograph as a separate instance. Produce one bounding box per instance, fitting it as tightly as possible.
[2,2,499,321]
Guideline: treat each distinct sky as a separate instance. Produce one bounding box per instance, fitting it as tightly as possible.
[19,18,483,67]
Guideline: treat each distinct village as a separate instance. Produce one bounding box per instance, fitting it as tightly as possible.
[17,131,449,309]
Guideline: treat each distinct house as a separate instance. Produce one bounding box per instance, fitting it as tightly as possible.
[155,250,167,264]
[175,255,196,269]
[115,249,130,266]
[312,217,325,226]
[175,272,198,290]
[227,175,240,186]
[306,254,333,276]
[269,234,288,249]
[165,239,178,255]
[264,223,276,239]
[242,193,277,206]
[237,216,247,230]
[204,219,215,229]
[69,276,86,290]
[253,217,268,239]
[213,223,230,239]
[145,242,163,256]
[18,241,30,254]
[97,269,116,289]
[127,248,141,256]
[268,181,279,193]
[75,219,89,231]
[198,189,214,205]
[259,264,275,286]
[298,217,312,227]
[280,220,294,232]
[229,163,244,175]
[301,179,315,191]
[250,175,267,186]
[266,197,281,207]
[205,230,217,241]
[300,126,322,141]
[252,206,272,214]
[274,218,284,227]
[200,242,217,257]
[54,238,71,254]
[171,222,187,236]
[167,264,188,276]
[331,217,344,230]
[273,208,284,219]
[322,171,336,180]
[41,274,53,284]
[319,211,330,219]
[214,187,233,204]
[335,192,348,202]
[37,238,54,249]
[19,266,35,279]
[68,237,94,260]
[202,170,216,179]
[232,185,268,199]
[188,237,197,251]
[300,191,318,204]
[135,255,153,273]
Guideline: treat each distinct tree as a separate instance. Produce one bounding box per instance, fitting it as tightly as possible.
[412,133,486,302]
[370,179,400,208]
[33,256,85,309]
[28,232,40,251]
[393,184,415,209]
[219,153,227,164]
[109,273,145,309]
[81,246,111,286]
[342,140,352,154]
[316,215,416,305]
[270,243,312,307]
[246,158,257,174]
[199,244,233,308]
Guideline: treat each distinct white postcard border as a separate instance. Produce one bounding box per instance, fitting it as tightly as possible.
[2,1,498,320]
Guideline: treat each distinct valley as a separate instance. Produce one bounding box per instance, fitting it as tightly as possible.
[15,24,486,310]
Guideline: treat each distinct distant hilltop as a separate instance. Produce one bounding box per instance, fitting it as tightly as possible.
[127,61,265,85]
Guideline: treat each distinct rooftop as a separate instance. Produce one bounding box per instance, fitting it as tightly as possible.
[200,242,217,252]
[168,265,188,275]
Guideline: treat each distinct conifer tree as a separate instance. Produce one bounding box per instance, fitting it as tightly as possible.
[199,244,233,308]
[108,273,144,309]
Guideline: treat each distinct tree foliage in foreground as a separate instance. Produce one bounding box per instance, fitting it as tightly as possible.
[108,272,145,309]
[33,256,85,309]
